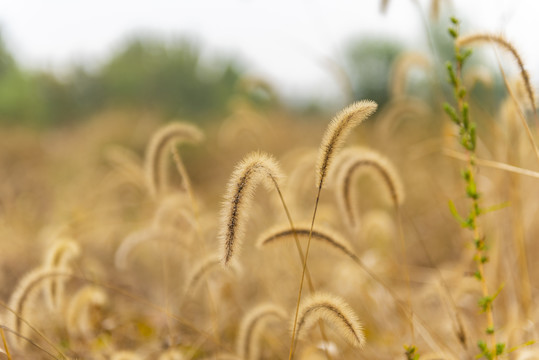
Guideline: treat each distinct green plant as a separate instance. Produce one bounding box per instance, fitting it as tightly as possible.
[444,17,501,360]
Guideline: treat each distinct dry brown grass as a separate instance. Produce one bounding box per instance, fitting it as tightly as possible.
[0,19,538,360]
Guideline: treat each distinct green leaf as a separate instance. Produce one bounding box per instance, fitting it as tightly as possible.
[446,61,458,86]
[478,296,492,312]
[448,200,468,227]
[443,103,460,124]
[462,102,469,128]
[470,123,477,150]
[462,49,473,62]
[474,270,482,281]
[482,201,510,214]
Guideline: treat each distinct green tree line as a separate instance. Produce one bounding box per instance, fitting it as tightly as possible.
[0,21,503,128]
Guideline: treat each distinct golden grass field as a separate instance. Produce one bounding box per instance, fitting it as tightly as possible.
[1,19,539,360]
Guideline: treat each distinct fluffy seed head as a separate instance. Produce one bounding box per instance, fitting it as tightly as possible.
[331,146,404,227]
[44,239,81,270]
[294,292,365,349]
[66,285,108,339]
[257,223,358,262]
[456,33,536,112]
[8,267,71,349]
[219,151,283,266]
[236,303,287,360]
[43,239,81,310]
[316,100,378,188]
[145,122,204,197]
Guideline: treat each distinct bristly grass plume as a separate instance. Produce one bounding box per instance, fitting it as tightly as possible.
[289,100,377,360]
[293,293,365,350]
[316,101,378,189]
[219,151,284,266]
[145,121,204,198]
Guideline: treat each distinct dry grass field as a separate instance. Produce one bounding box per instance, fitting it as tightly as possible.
[0,14,539,360]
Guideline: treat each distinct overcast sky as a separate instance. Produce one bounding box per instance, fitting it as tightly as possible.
[0,0,537,102]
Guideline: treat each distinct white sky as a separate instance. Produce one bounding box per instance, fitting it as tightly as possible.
[0,0,538,102]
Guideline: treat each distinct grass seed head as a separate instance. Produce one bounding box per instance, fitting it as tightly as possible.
[219,151,283,266]
[145,122,204,198]
[237,303,287,360]
[316,100,378,189]
[294,292,365,349]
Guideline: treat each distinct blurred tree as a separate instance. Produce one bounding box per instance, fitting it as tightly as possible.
[0,69,44,125]
[0,32,16,76]
[0,31,268,127]
[99,37,245,121]
[0,32,44,125]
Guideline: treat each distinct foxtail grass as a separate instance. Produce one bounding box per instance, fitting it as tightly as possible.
[219,150,335,355]
[260,222,453,354]
[456,33,536,122]
[491,47,539,166]
[237,303,287,360]
[289,100,377,360]
[219,151,336,358]
[330,146,411,341]
[315,101,378,188]
[219,151,284,266]
[145,122,203,198]
[66,285,107,339]
[258,223,357,262]
[331,146,404,228]
[43,239,80,310]
[293,293,365,350]
[7,268,71,349]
